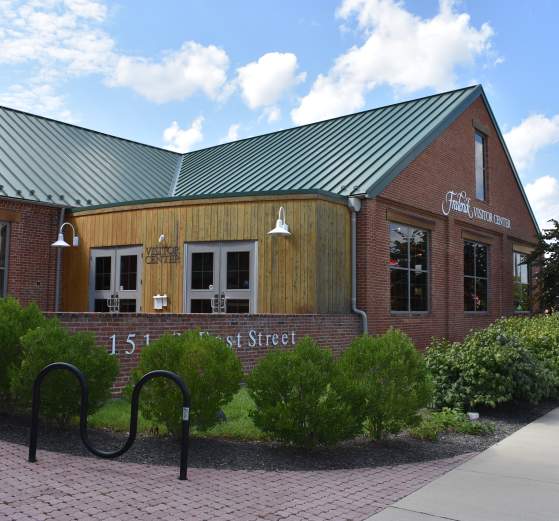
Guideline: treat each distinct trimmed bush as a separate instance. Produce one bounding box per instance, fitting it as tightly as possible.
[0,298,46,402]
[426,323,554,409]
[130,331,243,435]
[11,320,118,426]
[247,337,361,447]
[338,329,433,440]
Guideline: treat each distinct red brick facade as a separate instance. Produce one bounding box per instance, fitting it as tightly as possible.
[356,97,539,347]
[0,198,60,311]
[52,312,362,395]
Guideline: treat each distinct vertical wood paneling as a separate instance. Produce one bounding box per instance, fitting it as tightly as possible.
[62,197,351,314]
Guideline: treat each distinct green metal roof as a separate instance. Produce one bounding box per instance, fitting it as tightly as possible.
[0,106,180,206]
[0,85,539,231]
[175,85,481,198]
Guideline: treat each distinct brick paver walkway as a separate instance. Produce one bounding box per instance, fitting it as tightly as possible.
[0,439,474,520]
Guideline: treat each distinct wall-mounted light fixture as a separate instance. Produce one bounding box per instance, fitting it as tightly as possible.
[268,206,291,236]
[51,222,79,248]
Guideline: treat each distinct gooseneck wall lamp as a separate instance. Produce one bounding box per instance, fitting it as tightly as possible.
[51,222,79,248]
[268,206,291,237]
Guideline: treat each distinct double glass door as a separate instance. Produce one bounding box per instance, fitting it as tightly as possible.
[185,241,256,313]
[89,247,142,312]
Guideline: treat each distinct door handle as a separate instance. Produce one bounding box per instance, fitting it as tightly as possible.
[210,294,220,313]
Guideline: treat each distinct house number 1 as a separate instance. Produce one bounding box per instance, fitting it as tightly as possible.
[109,334,150,355]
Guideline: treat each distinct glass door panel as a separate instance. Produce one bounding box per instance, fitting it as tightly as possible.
[186,244,220,313]
[115,247,142,312]
[90,249,115,312]
[221,243,254,313]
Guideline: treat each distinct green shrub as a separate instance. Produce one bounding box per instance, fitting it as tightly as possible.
[409,408,495,441]
[130,331,243,436]
[247,337,361,447]
[0,298,46,401]
[11,320,118,426]
[426,324,553,409]
[338,329,433,440]
[494,314,559,396]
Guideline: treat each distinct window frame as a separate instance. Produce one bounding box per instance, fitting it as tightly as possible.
[388,222,430,314]
[463,240,489,313]
[513,250,531,313]
[0,221,9,298]
[474,130,487,201]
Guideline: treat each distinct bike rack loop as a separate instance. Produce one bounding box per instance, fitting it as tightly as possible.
[28,362,192,481]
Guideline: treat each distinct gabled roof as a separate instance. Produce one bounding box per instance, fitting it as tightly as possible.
[0,106,180,206]
[175,85,480,198]
[0,85,539,232]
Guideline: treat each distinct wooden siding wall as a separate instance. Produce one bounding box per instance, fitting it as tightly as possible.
[61,196,352,314]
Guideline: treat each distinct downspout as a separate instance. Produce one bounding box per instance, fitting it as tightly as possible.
[54,207,65,312]
[348,196,368,334]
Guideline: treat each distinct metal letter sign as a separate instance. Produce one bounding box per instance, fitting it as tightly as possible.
[442,190,511,229]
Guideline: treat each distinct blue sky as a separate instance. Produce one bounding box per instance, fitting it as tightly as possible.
[0,0,557,227]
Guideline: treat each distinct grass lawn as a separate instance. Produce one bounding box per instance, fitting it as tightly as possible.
[89,387,265,441]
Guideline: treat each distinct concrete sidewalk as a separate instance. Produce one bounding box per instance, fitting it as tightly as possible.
[368,407,559,521]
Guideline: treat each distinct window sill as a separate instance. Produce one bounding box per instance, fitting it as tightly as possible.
[390,311,431,317]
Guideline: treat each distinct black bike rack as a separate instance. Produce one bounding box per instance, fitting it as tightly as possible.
[28,362,191,480]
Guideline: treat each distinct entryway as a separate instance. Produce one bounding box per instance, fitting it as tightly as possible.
[184,241,257,313]
[89,246,143,312]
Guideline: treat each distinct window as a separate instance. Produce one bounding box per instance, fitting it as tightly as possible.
[513,251,530,312]
[389,223,429,312]
[475,131,486,200]
[0,222,8,297]
[464,241,488,312]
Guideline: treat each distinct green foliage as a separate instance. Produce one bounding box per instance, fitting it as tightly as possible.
[338,329,433,440]
[130,331,243,436]
[526,219,559,311]
[247,337,361,448]
[11,320,118,426]
[89,388,264,440]
[409,408,495,441]
[0,298,46,401]
[426,321,554,409]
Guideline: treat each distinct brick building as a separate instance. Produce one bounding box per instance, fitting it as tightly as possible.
[0,85,540,383]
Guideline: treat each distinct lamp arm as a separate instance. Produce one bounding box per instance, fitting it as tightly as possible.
[59,222,76,238]
[278,206,285,222]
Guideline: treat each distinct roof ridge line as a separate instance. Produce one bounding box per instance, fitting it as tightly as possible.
[0,104,181,156]
[181,84,480,158]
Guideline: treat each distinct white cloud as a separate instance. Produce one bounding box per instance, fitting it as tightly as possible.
[525,175,559,229]
[111,42,229,103]
[163,117,204,153]
[292,0,494,124]
[0,83,75,122]
[0,0,115,76]
[221,123,240,143]
[504,114,559,170]
[237,52,305,113]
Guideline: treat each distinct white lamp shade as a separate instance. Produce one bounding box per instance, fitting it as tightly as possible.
[268,207,291,236]
[268,219,291,236]
[51,233,70,248]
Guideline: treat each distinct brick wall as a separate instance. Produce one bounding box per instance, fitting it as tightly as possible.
[1,198,60,311]
[356,96,539,348]
[51,312,362,395]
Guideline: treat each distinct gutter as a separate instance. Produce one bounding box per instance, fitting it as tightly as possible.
[348,196,368,334]
[54,207,65,312]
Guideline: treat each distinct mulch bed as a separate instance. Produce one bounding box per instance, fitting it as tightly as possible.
[1,400,557,471]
